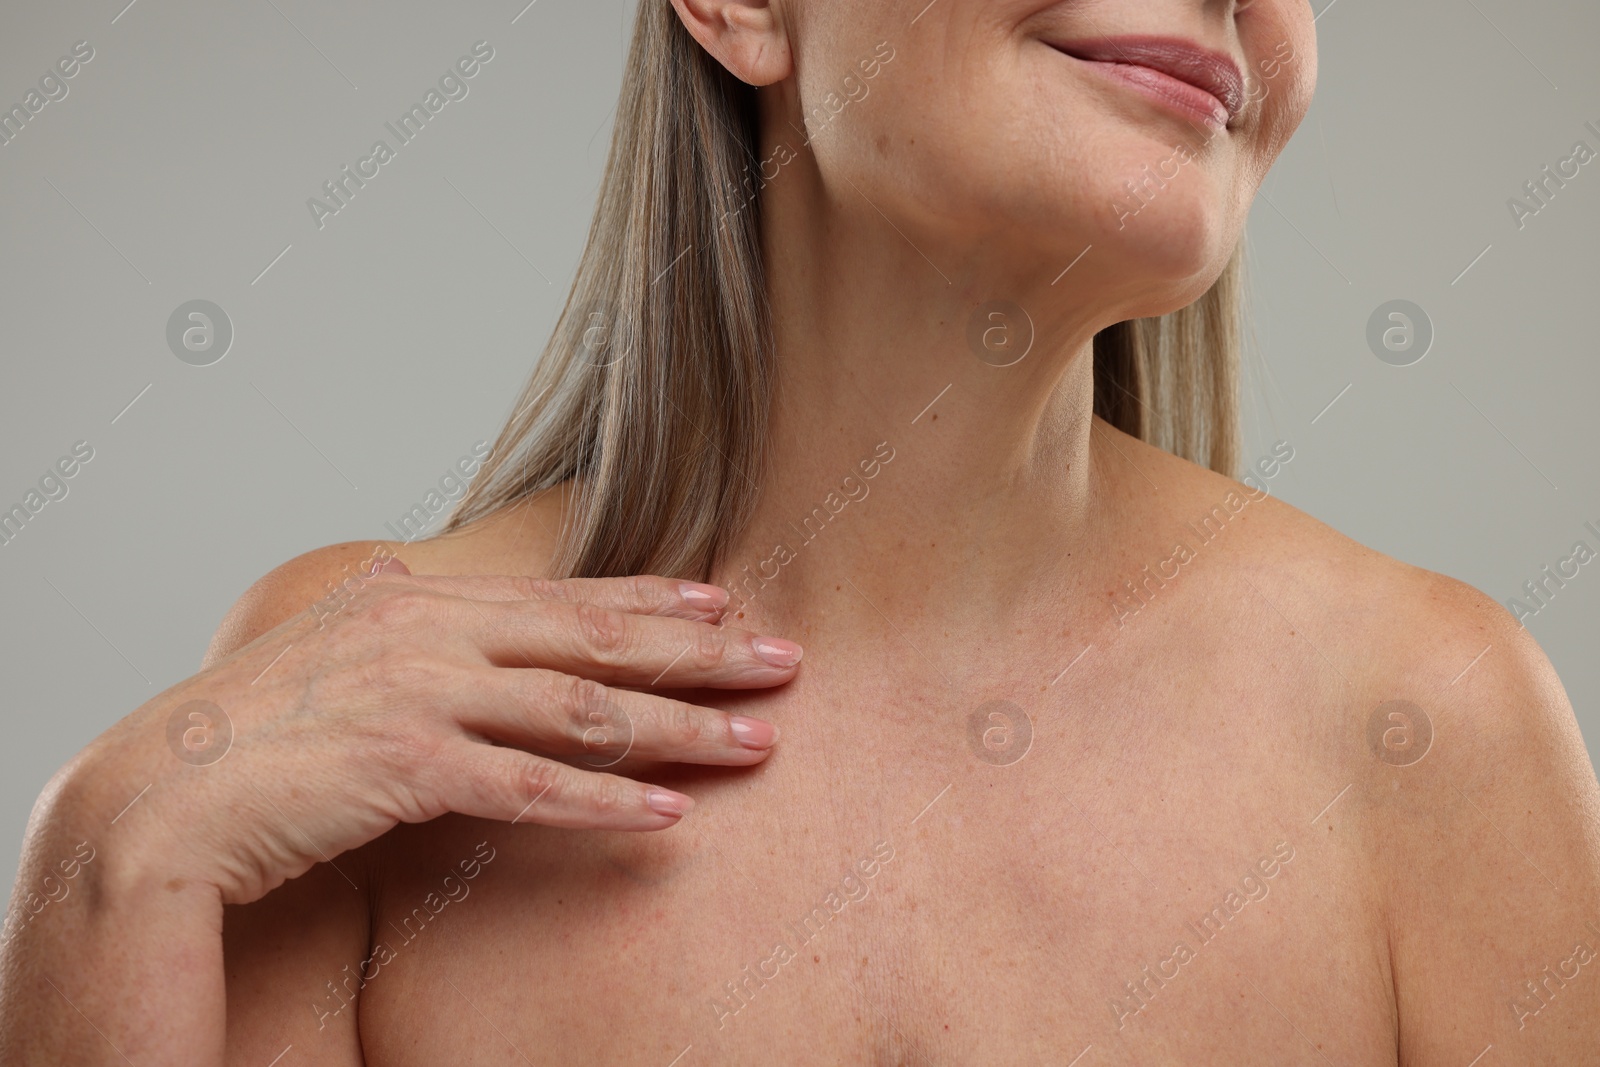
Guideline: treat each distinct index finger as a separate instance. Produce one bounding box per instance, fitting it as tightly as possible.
[368,571,730,621]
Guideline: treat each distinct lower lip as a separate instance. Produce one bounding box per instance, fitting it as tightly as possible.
[1055,52,1230,131]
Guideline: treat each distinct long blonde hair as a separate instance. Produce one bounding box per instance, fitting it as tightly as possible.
[445,3,1244,580]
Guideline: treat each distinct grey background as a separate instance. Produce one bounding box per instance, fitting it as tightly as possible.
[0,0,1595,897]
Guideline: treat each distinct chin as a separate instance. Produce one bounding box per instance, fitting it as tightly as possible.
[999,175,1238,317]
[1081,119,1244,272]
[927,93,1245,305]
[1098,186,1237,289]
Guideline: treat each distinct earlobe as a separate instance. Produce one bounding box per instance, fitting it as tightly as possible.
[668,0,790,86]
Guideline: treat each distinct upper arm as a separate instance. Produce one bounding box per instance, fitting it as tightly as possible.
[210,541,395,1064]
[224,861,373,1065]
[1379,576,1600,1063]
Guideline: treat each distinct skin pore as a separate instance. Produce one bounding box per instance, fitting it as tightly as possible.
[8,0,1594,1065]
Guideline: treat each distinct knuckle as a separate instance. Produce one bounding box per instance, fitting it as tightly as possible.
[556,673,612,741]
[688,624,729,670]
[662,700,704,750]
[587,774,632,819]
[515,758,563,810]
[374,721,447,780]
[513,575,566,602]
[572,601,631,662]
[624,573,670,609]
[362,587,432,630]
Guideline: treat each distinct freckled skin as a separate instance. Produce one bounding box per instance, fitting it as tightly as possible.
[233,434,1596,1065]
[7,0,1594,1064]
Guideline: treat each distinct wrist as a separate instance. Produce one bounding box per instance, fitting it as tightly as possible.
[34,743,224,907]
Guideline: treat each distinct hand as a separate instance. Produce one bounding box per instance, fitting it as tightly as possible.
[67,562,802,906]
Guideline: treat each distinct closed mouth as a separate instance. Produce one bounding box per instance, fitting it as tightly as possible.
[1044,34,1245,129]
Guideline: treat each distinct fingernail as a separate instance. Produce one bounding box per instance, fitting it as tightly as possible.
[678,582,729,611]
[753,636,803,668]
[729,716,779,750]
[646,789,694,817]
[370,555,410,576]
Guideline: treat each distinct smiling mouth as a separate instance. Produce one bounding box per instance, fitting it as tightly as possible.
[1045,35,1245,131]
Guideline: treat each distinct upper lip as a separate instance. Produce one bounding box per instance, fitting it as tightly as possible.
[1044,34,1246,122]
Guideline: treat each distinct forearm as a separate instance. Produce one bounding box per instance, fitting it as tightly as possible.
[0,767,227,1065]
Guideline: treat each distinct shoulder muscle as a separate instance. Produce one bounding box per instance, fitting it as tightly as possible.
[1370,572,1600,1061]
[203,540,399,668]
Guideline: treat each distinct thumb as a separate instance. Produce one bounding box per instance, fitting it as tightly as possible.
[369,553,412,577]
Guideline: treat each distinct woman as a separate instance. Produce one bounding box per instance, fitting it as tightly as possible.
[4,0,1598,1062]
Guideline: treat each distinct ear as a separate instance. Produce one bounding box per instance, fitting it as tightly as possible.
[668,0,791,86]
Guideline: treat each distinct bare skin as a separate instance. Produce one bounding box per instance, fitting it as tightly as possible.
[207,432,1600,1066]
[4,0,1599,1063]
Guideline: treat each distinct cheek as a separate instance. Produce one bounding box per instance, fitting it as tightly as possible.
[1241,7,1319,159]
[815,70,1013,229]
[803,11,1289,292]
[1239,72,1313,203]
[846,67,1232,290]
[802,9,1074,231]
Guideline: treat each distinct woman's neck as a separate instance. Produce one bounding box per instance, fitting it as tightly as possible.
[712,157,1122,636]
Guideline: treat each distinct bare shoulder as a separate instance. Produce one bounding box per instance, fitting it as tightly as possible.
[211,493,562,1062]
[1113,426,1555,690]
[202,540,398,666]
[1147,431,1592,790]
[203,489,567,668]
[1341,559,1600,1054]
[1325,538,1600,1054]
[1131,434,1600,1055]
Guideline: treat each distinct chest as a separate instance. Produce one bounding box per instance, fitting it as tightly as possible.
[357,632,1399,1064]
